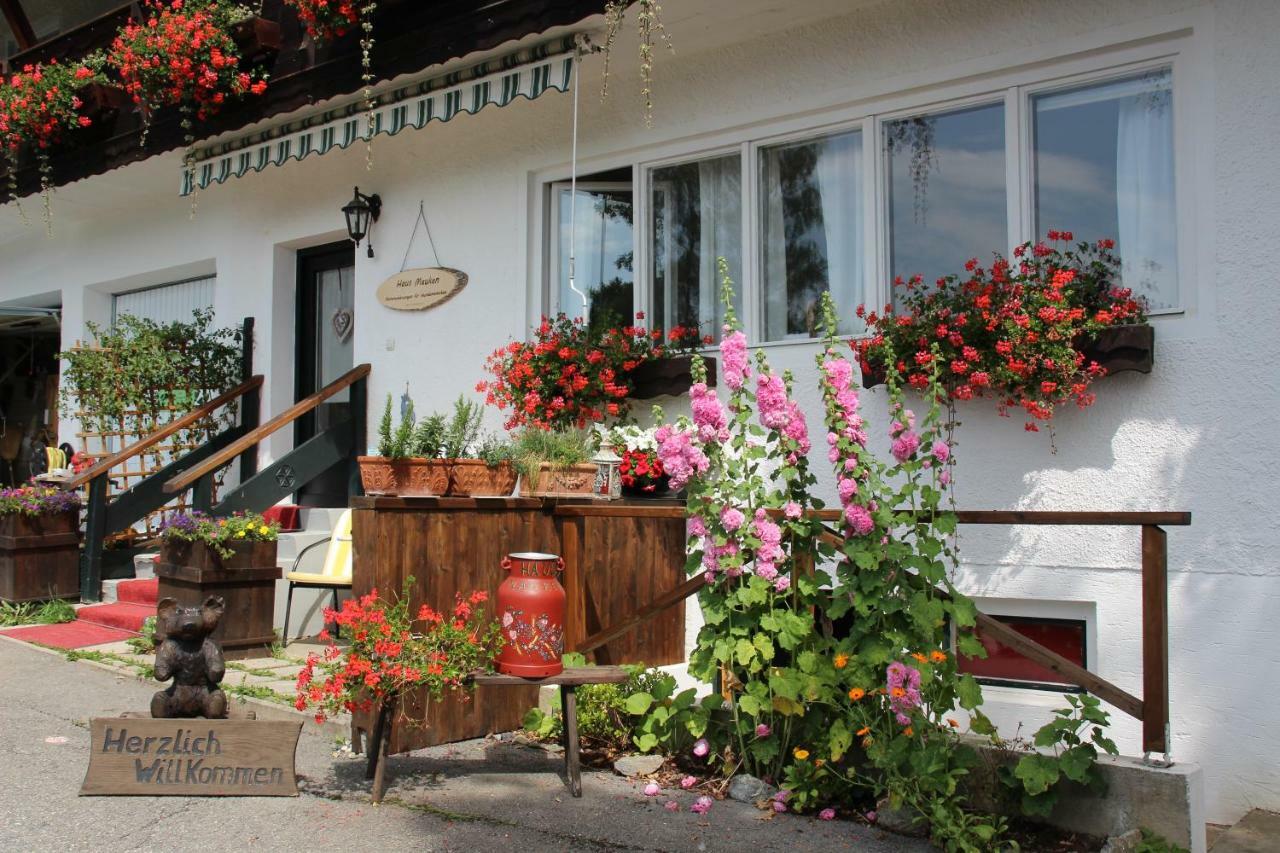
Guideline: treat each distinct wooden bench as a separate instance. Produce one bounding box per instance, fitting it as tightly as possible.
[364,666,629,802]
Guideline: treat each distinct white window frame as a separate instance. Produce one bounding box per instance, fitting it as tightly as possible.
[531,24,1201,345]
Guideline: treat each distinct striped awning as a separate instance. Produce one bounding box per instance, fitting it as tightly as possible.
[181,36,577,195]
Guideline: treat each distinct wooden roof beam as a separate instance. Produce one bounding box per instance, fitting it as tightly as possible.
[0,0,35,51]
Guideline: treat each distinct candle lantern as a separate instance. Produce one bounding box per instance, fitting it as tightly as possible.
[592,446,622,500]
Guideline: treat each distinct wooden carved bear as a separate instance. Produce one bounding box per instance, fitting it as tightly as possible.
[151,596,228,719]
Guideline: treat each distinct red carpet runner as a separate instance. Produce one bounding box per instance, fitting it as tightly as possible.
[0,577,159,649]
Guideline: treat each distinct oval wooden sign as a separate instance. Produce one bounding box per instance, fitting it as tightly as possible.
[376,267,469,311]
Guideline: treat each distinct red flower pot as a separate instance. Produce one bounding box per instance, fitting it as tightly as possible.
[495,552,565,677]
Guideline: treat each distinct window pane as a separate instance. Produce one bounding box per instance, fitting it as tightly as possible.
[958,616,1087,691]
[887,102,1007,297]
[1033,69,1177,310]
[651,154,742,341]
[556,188,634,331]
[760,130,863,340]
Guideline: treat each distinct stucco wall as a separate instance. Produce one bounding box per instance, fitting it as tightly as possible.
[1,0,1276,824]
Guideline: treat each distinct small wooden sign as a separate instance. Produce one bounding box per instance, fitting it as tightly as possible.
[80,718,301,797]
[375,267,468,311]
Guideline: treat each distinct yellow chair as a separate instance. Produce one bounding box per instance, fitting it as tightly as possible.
[45,446,67,472]
[282,508,353,641]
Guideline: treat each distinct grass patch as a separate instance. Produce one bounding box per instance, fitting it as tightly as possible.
[60,647,156,680]
[0,598,78,626]
[223,680,292,706]
[226,661,279,677]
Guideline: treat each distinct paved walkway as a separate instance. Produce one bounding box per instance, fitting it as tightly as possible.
[0,637,931,853]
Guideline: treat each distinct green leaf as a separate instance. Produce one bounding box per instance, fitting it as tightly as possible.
[969,709,998,737]
[634,732,659,753]
[752,632,775,664]
[738,693,761,717]
[750,735,779,763]
[956,630,986,659]
[797,650,819,674]
[1021,789,1057,817]
[1058,745,1097,784]
[829,719,852,762]
[624,692,654,715]
[735,638,757,668]
[1014,753,1060,796]
[956,674,983,710]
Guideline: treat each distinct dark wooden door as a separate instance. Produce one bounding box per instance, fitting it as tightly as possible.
[295,243,355,507]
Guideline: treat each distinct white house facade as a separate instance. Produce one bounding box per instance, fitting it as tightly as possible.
[1,0,1277,827]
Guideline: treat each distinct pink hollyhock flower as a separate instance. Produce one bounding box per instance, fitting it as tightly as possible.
[755,723,771,737]
[931,439,950,464]
[720,506,745,532]
[643,782,661,797]
[720,330,749,390]
[837,477,858,501]
[774,576,790,592]
[690,382,729,442]
[783,501,802,519]
[692,738,709,758]
[687,515,707,537]
[680,775,697,789]
[866,810,878,823]
[664,800,680,812]
[691,795,713,815]
[844,504,874,536]
[891,431,920,463]
[939,469,952,486]
[772,800,787,813]
[819,808,836,821]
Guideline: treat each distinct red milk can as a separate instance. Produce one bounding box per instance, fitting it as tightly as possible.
[495,552,566,677]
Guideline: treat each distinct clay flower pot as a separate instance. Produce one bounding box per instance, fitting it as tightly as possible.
[520,463,601,498]
[357,457,451,497]
[445,460,517,497]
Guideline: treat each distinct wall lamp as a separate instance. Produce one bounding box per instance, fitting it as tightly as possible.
[342,186,382,258]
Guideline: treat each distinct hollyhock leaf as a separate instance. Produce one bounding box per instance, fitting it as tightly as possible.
[625,692,654,716]
[752,633,775,663]
[957,674,983,710]
[1058,744,1096,784]
[829,719,852,762]
[1014,753,1060,795]
[735,638,757,668]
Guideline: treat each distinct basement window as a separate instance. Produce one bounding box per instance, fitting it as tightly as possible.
[957,615,1088,692]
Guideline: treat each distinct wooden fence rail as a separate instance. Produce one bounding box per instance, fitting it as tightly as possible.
[555,505,1189,757]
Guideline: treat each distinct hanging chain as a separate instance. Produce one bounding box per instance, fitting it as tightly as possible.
[399,201,442,272]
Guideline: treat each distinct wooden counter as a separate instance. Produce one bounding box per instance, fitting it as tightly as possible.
[350,496,687,753]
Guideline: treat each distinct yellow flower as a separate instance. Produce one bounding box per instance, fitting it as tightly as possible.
[259,525,270,535]
[236,530,246,538]
[930,650,948,664]
[848,687,865,701]
[793,748,809,761]
[833,653,849,669]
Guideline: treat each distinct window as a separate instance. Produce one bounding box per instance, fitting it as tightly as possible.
[887,101,1007,294]
[1032,68,1177,311]
[759,129,864,340]
[650,153,742,342]
[112,276,215,326]
[957,616,1087,692]
[550,181,634,330]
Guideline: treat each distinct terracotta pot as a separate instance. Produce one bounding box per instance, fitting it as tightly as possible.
[495,552,565,677]
[357,457,450,497]
[0,510,80,603]
[446,460,517,497]
[520,463,600,498]
[628,355,718,399]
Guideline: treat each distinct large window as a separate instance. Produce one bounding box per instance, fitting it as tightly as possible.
[1032,69,1177,311]
[650,154,742,341]
[886,102,1007,294]
[759,129,864,340]
[549,51,1187,342]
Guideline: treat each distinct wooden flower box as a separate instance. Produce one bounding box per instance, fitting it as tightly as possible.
[231,17,283,67]
[0,510,80,603]
[155,539,280,660]
[74,82,130,142]
[628,356,718,399]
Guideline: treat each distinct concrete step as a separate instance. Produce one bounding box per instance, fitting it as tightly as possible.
[275,530,332,570]
[298,506,347,533]
[1210,810,1280,852]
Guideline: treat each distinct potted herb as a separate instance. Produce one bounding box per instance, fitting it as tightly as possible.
[154,510,281,659]
[358,395,516,497]
[512,428,600,498]
[607,425,670,498]
[0,486,81,603]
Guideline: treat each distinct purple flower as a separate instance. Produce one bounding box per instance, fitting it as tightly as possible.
[866,810,878,823]
[819,808,836,821]
[755,723,771,737]
[690,795,713,815]
[772,800,787,813]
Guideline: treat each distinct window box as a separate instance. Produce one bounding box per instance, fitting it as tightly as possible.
[357,457,517,497]
[231,17,283,68]
[520,463,600,499]
[74,82,130,142]
[628,355,717,399]
[0,510,80,604]
[1075,323,1155,376]
[445,460,518,497]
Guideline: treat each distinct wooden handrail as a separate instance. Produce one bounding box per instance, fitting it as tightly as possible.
[554,505,1191,527]
[164,363,371,494]
[65,375,264,490]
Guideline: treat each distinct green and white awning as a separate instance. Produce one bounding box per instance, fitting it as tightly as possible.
[181,36,577,195]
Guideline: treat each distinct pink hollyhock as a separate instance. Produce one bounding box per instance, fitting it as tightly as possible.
[784,501,803,519]
[680,775,697,789]
[720,330,749,390]
[664,800,680,812]
[844,504,874,536]
[755,723,771,737]
[692,738,709,758]
[773,575,790,592]
[687,515,707,537]
[819,808,836,821]
[720,506,745,532]
[690,382,729,443]
[643,782,661,797]
[891,431,920,463]
[691,795,713,815]
[931,439,950,464]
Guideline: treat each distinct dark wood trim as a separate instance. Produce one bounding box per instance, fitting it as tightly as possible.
[65,374,263,489]
[575,573,704,655]
[164,362,370,493]
[0,0,36,51]
[1141,524,1170,753]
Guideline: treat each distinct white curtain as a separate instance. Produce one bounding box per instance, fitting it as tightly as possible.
[697,158,742,332]
[815,131,863,334]
[1115,83,1177,311]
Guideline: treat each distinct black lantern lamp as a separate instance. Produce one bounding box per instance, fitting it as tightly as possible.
[342,186,382,258]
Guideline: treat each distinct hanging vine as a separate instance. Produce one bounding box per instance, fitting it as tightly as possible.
[601,0,674,127]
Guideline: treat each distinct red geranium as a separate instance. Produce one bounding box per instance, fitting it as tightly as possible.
[282,0,362,41]
[855,233,1147,431]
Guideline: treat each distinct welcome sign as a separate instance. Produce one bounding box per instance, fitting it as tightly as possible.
[81,718,301,796]
[375,267,468,311]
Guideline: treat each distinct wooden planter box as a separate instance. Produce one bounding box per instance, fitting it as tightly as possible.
[74,82,130,143]
[1075,324,1154,376]
[155,539,280,660]
[628,356,717,399]
[520,463,601,499]
[231,17,283,66]
[358,457,517,497]
[0,510,80,603]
